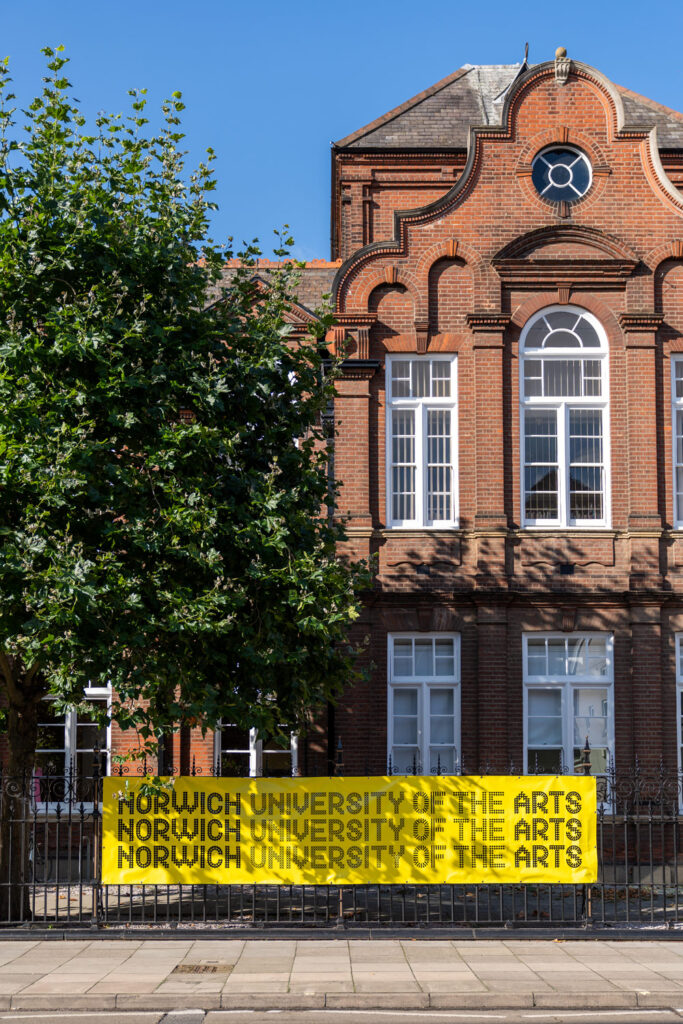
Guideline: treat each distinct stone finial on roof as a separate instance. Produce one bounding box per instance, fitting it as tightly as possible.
[555,47,571,85]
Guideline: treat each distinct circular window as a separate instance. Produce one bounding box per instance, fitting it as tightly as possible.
[531,147,592,202]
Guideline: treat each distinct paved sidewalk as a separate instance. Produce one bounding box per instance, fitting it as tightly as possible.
[4,937,683,1011]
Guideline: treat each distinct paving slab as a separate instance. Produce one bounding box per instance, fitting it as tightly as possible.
[222,980,290,993]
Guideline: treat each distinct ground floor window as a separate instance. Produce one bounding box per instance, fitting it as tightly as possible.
[676,635,683,775]
[215,724,298,777]
[523,633,613,775]
[388,634,460,775]
[35,688,111,779]
[34,687,111,804]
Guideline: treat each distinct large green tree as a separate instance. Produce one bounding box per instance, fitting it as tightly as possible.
[0,49,368,919]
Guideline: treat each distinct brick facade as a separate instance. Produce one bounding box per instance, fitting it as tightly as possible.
[312,55,683,779]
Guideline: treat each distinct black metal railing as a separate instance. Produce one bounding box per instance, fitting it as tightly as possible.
[2,754,683,929]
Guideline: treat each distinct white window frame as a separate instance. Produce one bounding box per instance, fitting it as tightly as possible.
[675,634,683,781]
[387,633,461,775]
[671,359,683,529]
[385,355,458,528]
[214,724,299,777]
[34,685,112,811]
[522,632,614,776]
[520,306,611,528]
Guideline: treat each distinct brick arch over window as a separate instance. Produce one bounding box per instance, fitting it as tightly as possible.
[510,294,622,346]
[345,268,424,320]
[495,225,638,263]
[427,258,473,335]
[368,282,415,342]
[655,259,683,330]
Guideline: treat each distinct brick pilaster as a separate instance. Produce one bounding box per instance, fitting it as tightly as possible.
[629,599,663,773]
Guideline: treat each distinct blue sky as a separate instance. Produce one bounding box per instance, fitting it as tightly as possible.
[3,1,682,260]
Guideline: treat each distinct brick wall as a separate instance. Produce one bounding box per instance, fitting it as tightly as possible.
[319,60,683,777]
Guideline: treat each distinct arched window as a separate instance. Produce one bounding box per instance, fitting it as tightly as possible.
[520,306,610,527]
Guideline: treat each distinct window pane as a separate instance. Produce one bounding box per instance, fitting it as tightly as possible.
[677,411,683,522]
[415,640,433,676]
[526,638,547,676]
[587,637,609,677]
[583,360,602,396]
[391,361,411,397]
[430,718,454,744]
[394,717,418,744]
[528,688,563,745]
[569,409,603,520]
[524,359,542,396]
[430,688,454,716]
[75,699,108,752]
[525,320,547,348]
[544,359,581,396]
[573,688,609,747]
[528,689,562,715]
[262,751,292,777]
[545,330,580,348]
[391,748,420,774]
[548,638,566,675]
[524,411,558,519]
[411,361,430,398]
[573,747,607,775]
[431,361,451,397]
[429,747,455,774]
[567,637,587,675]
[524,411,557,462]
[220,752,250,777]
[528,717,563,745]
[434,639,455,676]
[394,689,418,715]
[546,311,581,332]
[392,410,416,521]
[220,724,250,752]
[677,467,683,524]
[575,318,600,347]
[676,363,683,399]
[34,752,66,777]
[528,748,563,773]
[37,702,67,754]
[76,722,107,752]
[393,639,413,676]
[427,409,451,521]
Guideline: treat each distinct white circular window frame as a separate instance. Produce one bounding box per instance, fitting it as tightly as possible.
[531,145,593,203]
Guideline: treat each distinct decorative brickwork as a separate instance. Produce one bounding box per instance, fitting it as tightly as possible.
[322,55,683,778]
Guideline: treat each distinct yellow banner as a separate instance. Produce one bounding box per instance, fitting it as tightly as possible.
[102,775,597,885]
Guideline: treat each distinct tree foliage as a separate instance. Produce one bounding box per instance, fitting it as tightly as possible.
[0,47,369,777]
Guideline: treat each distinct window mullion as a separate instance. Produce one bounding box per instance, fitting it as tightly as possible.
[418,403,426,526]
[560,403,569,526]
[66,710,76,778]
[421,681,428,774]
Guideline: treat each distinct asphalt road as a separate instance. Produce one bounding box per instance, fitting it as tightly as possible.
[3,1010,683,1024]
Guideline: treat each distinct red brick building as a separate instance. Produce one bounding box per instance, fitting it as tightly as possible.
[306,50,683,781]
[29,51,683,784]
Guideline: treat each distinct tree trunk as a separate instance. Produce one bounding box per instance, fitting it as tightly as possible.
[0,676,40,923]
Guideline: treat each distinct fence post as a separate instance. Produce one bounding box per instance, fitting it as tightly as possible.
[90,747,102,928]
[580,735,593,924]
[334,738,345,928]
